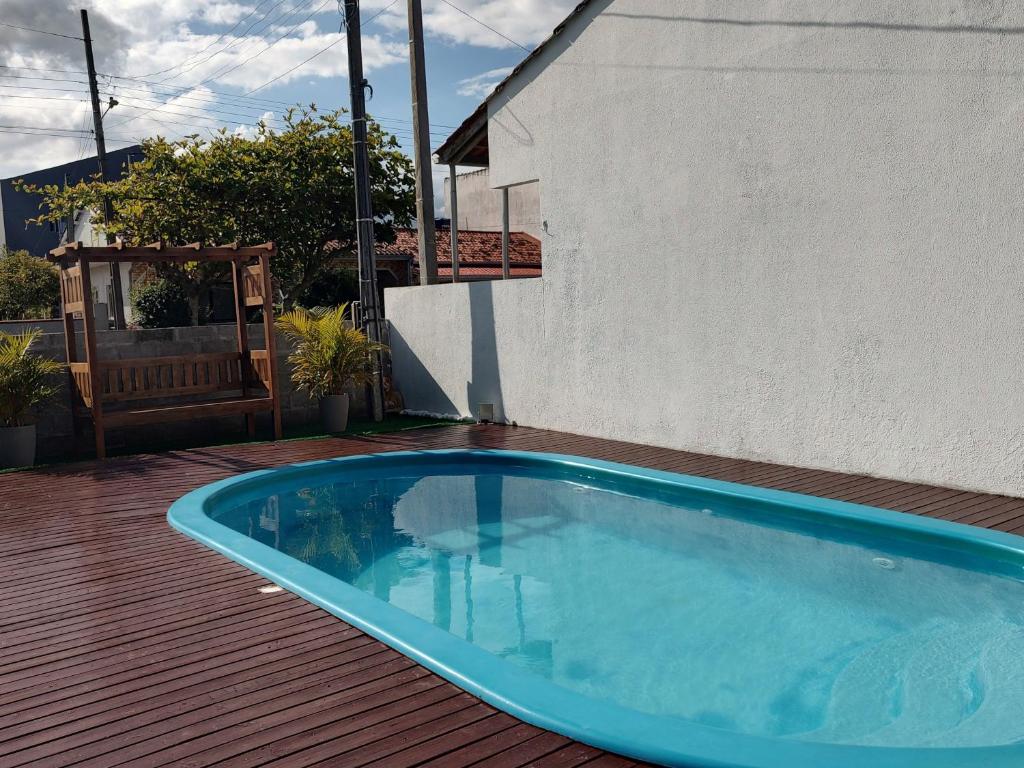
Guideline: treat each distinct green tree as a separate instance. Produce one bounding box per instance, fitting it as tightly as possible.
[0,248,60,320]
[18,107,415,323]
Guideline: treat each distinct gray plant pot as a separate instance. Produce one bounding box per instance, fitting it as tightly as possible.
[0,425,36,469]
[320,394,350,434]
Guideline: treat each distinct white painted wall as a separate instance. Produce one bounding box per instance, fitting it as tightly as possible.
[444,169,543,239]
[388,0,1024,497]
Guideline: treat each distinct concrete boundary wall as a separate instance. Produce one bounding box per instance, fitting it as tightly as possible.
[387,0,1024,497]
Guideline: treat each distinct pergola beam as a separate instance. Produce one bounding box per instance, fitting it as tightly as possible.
[49,242,275,263]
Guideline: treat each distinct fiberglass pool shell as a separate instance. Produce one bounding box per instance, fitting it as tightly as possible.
[167,450,1024,768]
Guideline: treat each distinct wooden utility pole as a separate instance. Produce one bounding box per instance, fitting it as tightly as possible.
[407,0,438,285]
[80,9,126,330]
[343,0,385,422]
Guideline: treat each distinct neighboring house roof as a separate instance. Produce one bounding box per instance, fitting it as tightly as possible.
[377,228,542,266]
[0,145,143,256]
[434,0,596,164]
[328,227,542,281]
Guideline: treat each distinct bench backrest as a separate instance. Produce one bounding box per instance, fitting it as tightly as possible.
[69,352,270,407]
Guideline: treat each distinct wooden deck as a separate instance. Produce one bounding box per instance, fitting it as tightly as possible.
[2,423,1023,768]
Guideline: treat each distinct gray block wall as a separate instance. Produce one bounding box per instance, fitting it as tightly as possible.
[23,323,367,459]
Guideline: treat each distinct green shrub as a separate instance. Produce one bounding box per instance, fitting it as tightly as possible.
[276,305,386,399]
[130,278,191,328]
[0,329,63,427]
[0,248,60,320]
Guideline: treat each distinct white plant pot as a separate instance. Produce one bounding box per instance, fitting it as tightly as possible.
[320,394,350,434]
[0,425,36,469]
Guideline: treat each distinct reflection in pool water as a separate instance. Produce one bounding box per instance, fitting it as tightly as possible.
[213,466,1024,749]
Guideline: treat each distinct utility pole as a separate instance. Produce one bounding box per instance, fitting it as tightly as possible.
[343,0,385,422]
[80,8,125,330]
[407,0,437,285]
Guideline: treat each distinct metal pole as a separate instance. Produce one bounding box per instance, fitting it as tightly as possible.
[501,186,510,279]
[80,9,125,330]
[449,164,459,283]
[407,0,438,285]
[344,0,385,422]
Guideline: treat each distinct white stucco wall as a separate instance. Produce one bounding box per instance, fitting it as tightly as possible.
[388,0,1024,497]
[443,169,543,239]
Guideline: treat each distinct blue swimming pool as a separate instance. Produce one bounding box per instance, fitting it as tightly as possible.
[168,450,1024,768]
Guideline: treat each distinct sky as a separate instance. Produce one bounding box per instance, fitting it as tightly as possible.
[0,0,577,213]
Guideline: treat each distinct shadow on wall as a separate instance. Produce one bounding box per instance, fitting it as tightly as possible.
[388,280,507,423]
[389,325,460,418]
[467,281,506,424]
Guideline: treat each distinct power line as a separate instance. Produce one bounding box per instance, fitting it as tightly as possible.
[0,72,92,85]
[0,64,89,76]
[111,100,443,141]
[436,0,530,51]
[0,83,90,96]
[200,0,335,86]
[103,73,458,128]
[0,128,136,142]
[112,96,290,126]
[0,123,89,133]
[245,0,400,94]
[112,100,283,129]
[0,22,83,41]
[0,85,447,138]
[132,0,277,78]
[158,0,293,84]
[0,94,89,103]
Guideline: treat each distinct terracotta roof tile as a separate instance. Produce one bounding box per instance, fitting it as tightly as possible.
[376,228,541,266]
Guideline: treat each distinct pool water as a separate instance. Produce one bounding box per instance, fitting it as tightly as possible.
[208,459,1024,750]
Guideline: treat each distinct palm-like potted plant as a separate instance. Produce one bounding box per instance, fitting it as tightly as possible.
[0,330,64,468]
[276,305,386,433]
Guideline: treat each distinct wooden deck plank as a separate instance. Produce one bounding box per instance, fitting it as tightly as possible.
[0,423,1021,768]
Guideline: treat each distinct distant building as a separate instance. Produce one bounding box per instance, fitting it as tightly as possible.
[0,146,142,256]
[444,169,542,240]
[1,146,144,325]
[376,226,542,284]
[326,225,542,312]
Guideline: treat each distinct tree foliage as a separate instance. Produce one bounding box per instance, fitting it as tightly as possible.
[0,248,60,320]
[18,107,415,321]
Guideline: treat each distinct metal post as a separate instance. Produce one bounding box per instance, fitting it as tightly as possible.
[407,0,438,285]
[501,186,511,280]
[449,164,460,283]
[80,9,125,330]
[344,0,385,422]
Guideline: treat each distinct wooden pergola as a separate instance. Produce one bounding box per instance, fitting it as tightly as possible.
[48,241,282,459]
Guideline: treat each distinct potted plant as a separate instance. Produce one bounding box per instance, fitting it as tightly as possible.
[0,330,64,468]
[276,305,386,433]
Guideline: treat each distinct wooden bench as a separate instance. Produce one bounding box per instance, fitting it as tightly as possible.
[68,351,276,427]
[50,241,283,458]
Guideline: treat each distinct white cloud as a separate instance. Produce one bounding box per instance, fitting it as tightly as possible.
[456,66,512,99]
[376,0,577,50]
[201,2,255,25]
[121,28,403,92]
[0,97,97,178]
[232,111,276,139]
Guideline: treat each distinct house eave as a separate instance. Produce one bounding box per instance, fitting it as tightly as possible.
[433,0,597,167]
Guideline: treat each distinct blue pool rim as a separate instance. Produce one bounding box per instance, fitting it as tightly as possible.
[167,449,1024,768]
